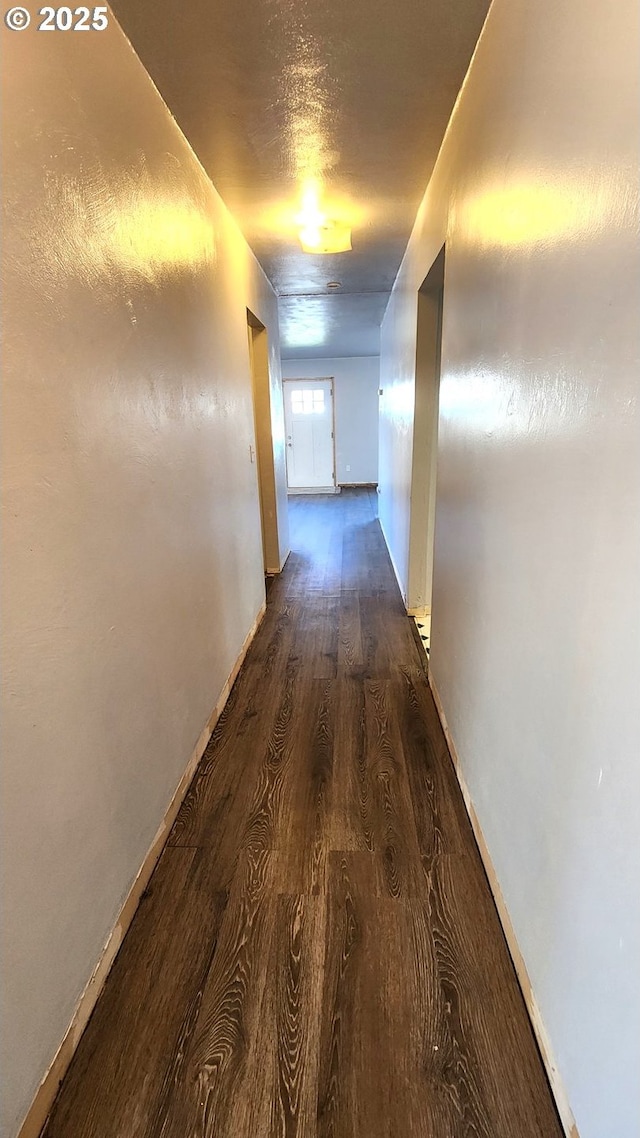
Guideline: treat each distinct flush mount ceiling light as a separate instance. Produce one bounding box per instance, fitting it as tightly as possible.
[299,220,352,254]
[296,183,352,255]
[326,281,342,290]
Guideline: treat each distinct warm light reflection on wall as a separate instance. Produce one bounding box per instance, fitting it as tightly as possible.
[110,199,216,275]
[439,370,505,431]
[36,168,218,286]
[462,180,609,248]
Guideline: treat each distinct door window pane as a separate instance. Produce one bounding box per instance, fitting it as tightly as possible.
[290,388,326,414]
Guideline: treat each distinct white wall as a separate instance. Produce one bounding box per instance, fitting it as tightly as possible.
[282,356,379,484]
[378,1,640,1136]
[0,15,288,1137]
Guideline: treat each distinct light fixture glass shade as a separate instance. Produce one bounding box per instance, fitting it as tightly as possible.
[299,221,352,254]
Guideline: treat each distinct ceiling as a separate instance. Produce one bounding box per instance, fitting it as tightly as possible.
[111,0,490,358]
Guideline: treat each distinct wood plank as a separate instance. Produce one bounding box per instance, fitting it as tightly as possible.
[231,892,326,1137]
[290,596,339,681]
[168,602,300,857]
[391,663,474,863]
[337,591,362,670]
[418,848,565,1137]
[316,854,390,1137]
[364,678,424,898]
[329,674,375,852]
[150,847,276,1138]
[42,848,227,1138]
[241,657,301,855]
[274,678,335,894]
[244,598,302,682]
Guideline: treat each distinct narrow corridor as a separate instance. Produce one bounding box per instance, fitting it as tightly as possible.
[42,490,562,1137]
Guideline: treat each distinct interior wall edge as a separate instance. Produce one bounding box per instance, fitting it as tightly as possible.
[269,548,291,576]
[428,673,580,1138]
[406,605,431,618]
[377,513,408,606]
[15,599,267,1138]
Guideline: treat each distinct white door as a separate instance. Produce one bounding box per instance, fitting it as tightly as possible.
[283,379,335,490]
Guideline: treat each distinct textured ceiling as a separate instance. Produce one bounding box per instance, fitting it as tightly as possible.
[111,0,490,357]
[278,293,389,359]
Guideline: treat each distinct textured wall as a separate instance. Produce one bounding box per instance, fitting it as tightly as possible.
[282,357,380,484]
[0,15,287,1136]
[378,0,640,1135]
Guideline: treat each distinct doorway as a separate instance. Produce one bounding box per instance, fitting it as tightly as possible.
[247,311,283,574]
[407,246,445,644]
[283,378,337,493]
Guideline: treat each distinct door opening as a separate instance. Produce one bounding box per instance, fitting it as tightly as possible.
[407,246,446,655]
[247,311,283,574]
[283,377,338,494]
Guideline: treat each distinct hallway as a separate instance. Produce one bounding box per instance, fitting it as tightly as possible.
[42,491,562,1138]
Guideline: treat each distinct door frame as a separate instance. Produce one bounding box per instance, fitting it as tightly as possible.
[406,245,445,616]
[282,376,339,494]
[246,310,285,573]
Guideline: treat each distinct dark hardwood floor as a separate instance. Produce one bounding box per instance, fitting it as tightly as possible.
[43,489,563,1138]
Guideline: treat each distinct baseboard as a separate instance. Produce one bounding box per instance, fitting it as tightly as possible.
[337,481,378,488]
[287,485,341,495]
[428,675,580,1138]
[18,599,267,1138]
[406,604,431,618]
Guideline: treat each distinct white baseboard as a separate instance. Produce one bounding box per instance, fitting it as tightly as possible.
[428,675,580,1138]
[287,485,341,495]
[18,599,267,1138]
[406,604,431,618]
